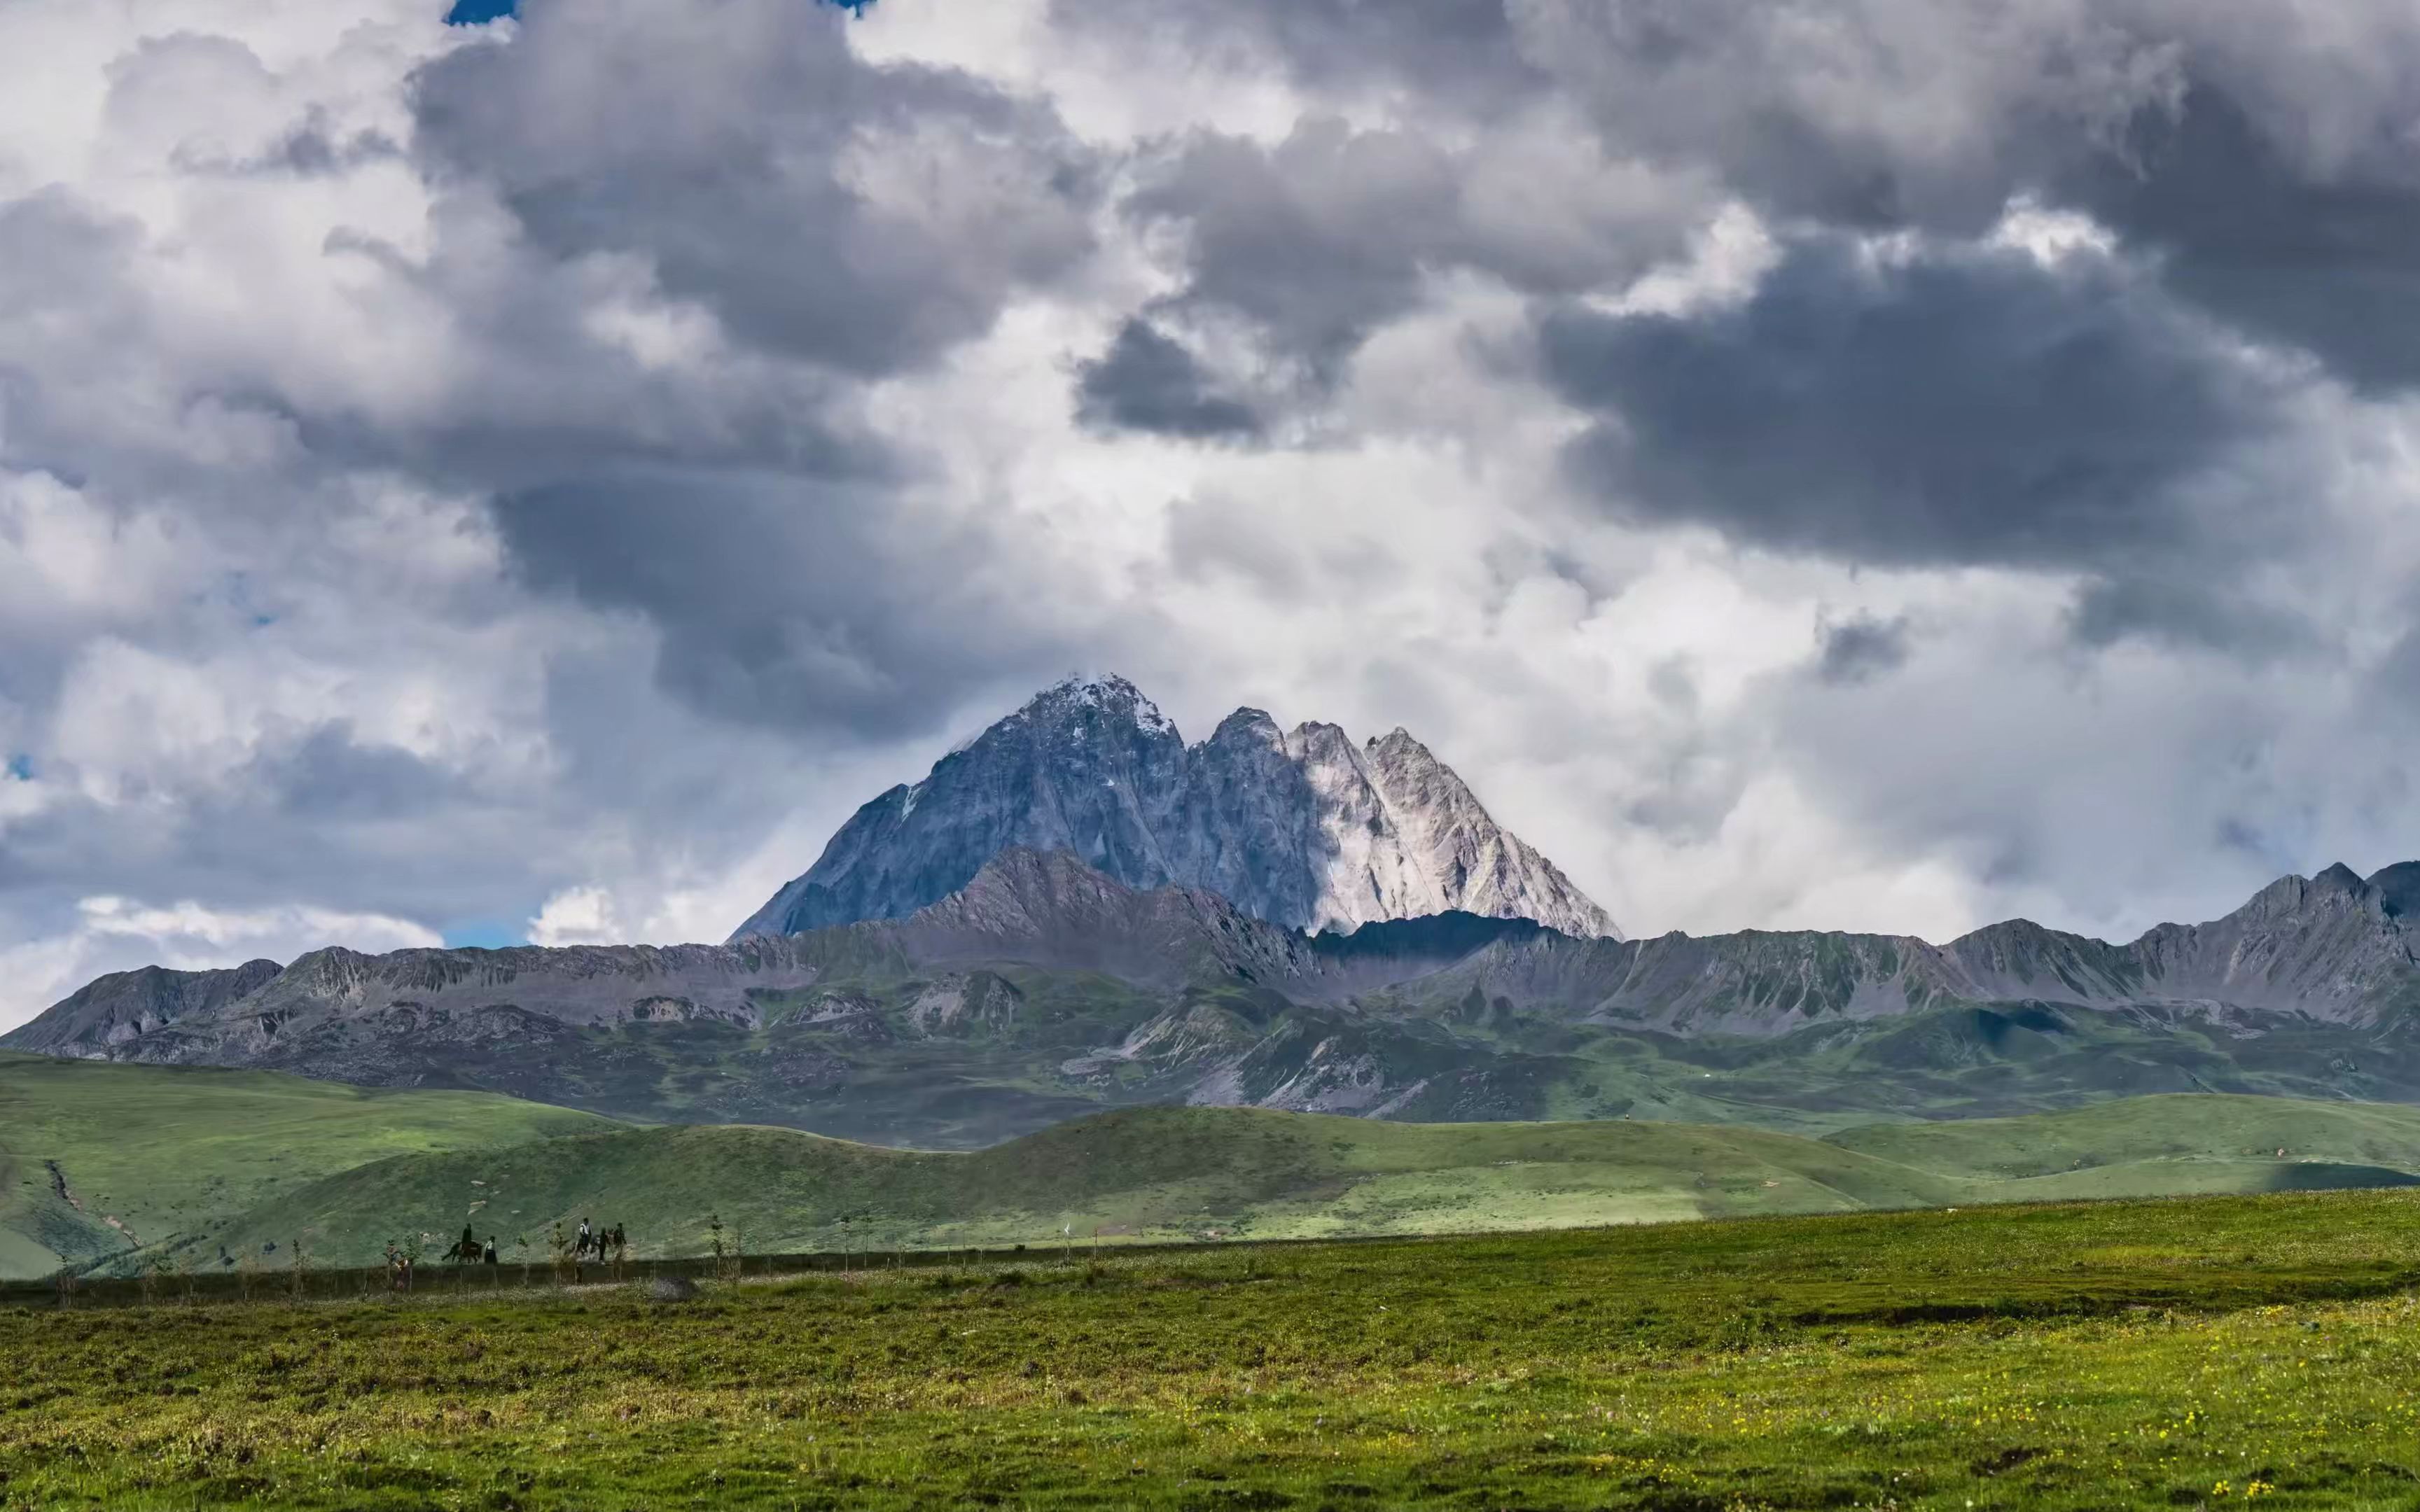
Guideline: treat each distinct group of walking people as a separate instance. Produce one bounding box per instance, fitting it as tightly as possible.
[574,1217,629,1262]
[380,1218,632,1292]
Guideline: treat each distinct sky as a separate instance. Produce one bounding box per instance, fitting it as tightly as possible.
[6,0,2420,1029]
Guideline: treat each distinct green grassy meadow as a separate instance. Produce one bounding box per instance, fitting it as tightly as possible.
[14,1191,2420,1507]
[207,1106,1959,1270]
[19,1050,2420,1280]
[0,1053,617,1277]
[195,1093,2420,1275]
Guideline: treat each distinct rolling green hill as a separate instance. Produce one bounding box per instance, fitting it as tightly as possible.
[199,1093,2420,1273]
[207,1107,1972,1268]
[1828,1091,2420,1195]
[0,1051,618,1278]
[24,1044,2420,1283]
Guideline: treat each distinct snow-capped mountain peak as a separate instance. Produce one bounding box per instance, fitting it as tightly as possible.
[730,676,1619,941]
[1020,673,1178,736]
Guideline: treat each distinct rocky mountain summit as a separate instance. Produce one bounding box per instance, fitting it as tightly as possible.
[729,674,1619,942]
[15,850,2420,1145]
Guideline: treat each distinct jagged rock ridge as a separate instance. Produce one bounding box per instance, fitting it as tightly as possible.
[6,959,284,1056]
[729,674,1619,942]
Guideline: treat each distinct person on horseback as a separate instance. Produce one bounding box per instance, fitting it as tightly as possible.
[457,1225,479,1264]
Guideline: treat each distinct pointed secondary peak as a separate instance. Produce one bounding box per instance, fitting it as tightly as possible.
[1284,720,1370,771]
[2314,861,2365,890]
[929,845,1149,924]
[1209,706,1285,745]
[2369,860,2420,920]
[1365,726,1440,761]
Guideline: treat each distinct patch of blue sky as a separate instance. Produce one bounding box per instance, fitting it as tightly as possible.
[443,920,527,949]
[4,755,32,782]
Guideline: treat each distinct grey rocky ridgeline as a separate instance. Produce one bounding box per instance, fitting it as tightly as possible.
[727,673,1622,944]
[14,668,2420,1138]
[13,848,2420,1065]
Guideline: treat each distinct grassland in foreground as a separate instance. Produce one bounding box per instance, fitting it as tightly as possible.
[15,1189,2420,1508]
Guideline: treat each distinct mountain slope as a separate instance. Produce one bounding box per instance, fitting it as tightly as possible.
[1407,861,2420,1035]
[1828,1092,2420,1182]
[0,1051,616,1278]
[195,1105,1964,1269]
[5,958,284,1056]
[730,674,1618,941]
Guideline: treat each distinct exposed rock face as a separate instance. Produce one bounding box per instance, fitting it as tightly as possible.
[902,973,1023,1035]
[730,674,1620,941]
[5,939,840,1068]
[4,959,283,1056]
[1417,860,2420,1034]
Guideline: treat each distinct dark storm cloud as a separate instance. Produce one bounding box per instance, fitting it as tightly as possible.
[0,720,528,917]
[1815,615,1911,686]
[2059,85,2420,394]
[1540,237,2285,573]
[492,471,1078,740]
[1512,1,2420,393]
[412,0,1099,377]
[393,0,1122,740]
[1074,319,1262,440]
[1126,116,1698,379]
[1129,122,1464,373]
[260,724,457,820]
[1507,0,2146,232]
[2068,575,2318,659]
[1050,0,1535,108]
